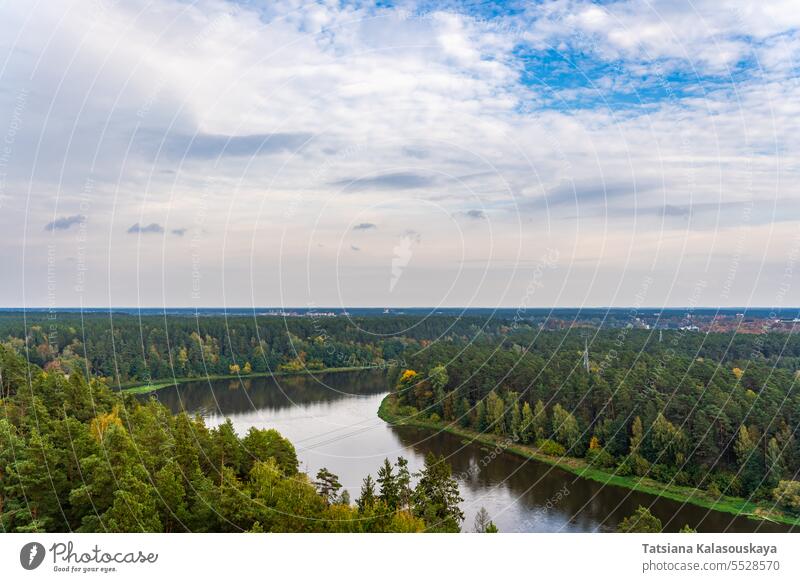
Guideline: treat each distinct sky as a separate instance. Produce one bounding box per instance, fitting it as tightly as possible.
[0,0,798,309]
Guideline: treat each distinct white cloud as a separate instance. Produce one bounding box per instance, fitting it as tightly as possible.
[0,0,797,308]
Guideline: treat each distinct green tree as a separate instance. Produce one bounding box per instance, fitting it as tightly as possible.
[485,391,506,436]
[210,419,242,482]
[734,424,760,494]
[429,365,448,417]
[616,506,662,533]
[376,458,399,510]
[412,453,464,532]
[734,424,755,464]
[766,437,784,485]
[519,401,534,444]
[357,475,376,511]
[396,456,412,510]
[650,412,687,466]
[630,416,644,455]
[510,399,522,440]
[3,428,67,531]
[473,400,487,432]
[456,397,471,428]
[552,403,581,453]
[773,480,800,513]
[241,427,298,476]
[103,473,163,532]
[314,468,342,505]
[154,460,189,533]
[532,400,547,442]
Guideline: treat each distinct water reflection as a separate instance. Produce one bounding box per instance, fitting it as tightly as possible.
[153,370,387,416]
[390,426,791,533]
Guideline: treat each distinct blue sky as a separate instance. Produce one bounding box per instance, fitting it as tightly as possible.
[1,0,799,308]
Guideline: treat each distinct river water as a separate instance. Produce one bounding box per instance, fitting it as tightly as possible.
[150,370,791,533]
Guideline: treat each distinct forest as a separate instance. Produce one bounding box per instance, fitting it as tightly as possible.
[388,337,800,520]
[0,313,517,383]
[1,311,799,530]
[0,345,468,533]
[1,312,798,386]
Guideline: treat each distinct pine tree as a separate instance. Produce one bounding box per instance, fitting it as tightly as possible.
[314,468,342,505]
[211,419,242,482]
[357,474,376,511]
[377,458,399,509]
[241,427,298,476]
[3,429,67,531]
[103,472,163,532]
[412,453,464,532]
[154,460,189,533]
[396,457,412,510]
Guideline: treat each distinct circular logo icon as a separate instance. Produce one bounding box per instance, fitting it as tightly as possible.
[20,542,46,570]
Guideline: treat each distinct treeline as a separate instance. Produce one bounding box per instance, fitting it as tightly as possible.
[0,345,466,532]
[2,313,799,387]
[392,341,800,513]
[0,313,518,384]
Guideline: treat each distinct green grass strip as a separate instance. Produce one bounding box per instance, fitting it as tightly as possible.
[120,366,375,394]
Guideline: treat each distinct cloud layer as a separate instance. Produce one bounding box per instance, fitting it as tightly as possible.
[1,0,798,308]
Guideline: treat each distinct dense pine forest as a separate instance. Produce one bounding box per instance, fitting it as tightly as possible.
[388,334,800,518]
[1,312,800,530]
[0,345,468,533]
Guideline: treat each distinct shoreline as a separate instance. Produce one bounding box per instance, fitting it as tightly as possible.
[377,394,800,528]
[119,366,378,394]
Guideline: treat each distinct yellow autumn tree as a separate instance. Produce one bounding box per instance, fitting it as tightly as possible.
[90,407,123,442]
[400,369,418,383]
[397,369,418,390]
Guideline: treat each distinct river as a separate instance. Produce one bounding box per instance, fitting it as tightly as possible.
[149,370,791,533]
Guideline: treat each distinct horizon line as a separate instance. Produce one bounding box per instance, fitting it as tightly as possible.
[2,306,799,312]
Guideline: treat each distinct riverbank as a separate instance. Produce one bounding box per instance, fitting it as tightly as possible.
[378,394,800,528]
[120,366,377,394]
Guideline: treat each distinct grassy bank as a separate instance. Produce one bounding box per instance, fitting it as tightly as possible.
[120,366,376,395]
[378,394,800,528]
